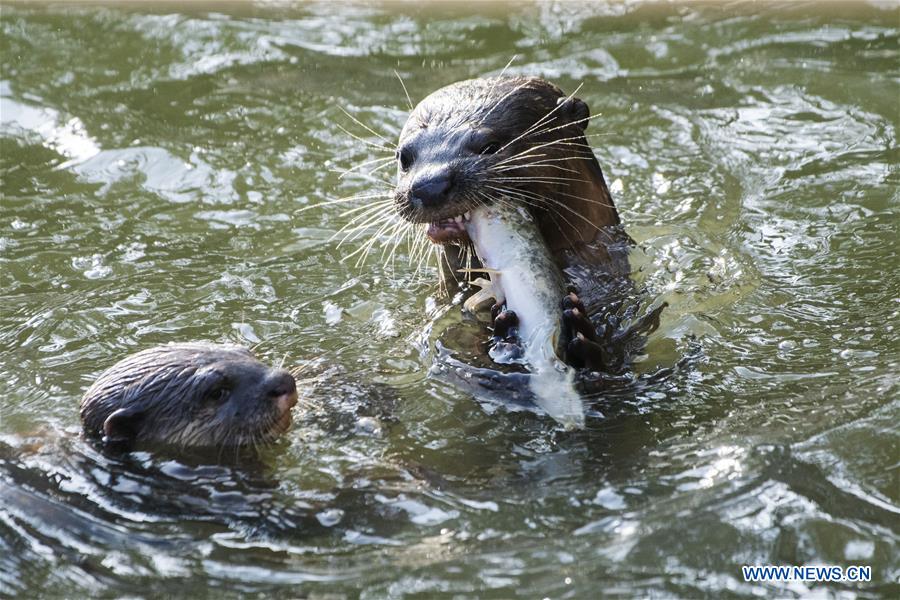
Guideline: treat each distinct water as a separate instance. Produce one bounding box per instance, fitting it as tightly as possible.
[1,2,898,597]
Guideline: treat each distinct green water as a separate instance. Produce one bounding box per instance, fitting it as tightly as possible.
[1,2,898,598]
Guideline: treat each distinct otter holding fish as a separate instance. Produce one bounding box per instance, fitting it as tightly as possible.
[392,77,638,367]
[391,76,663,426]
[80,343,298,449]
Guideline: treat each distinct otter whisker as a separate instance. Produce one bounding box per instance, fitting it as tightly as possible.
[426,245,443,288]
[553,188,618,210]
[338,198,394,219]
[335,202,396,233]
[491,161,581,175]
[494,116,559,155]
[482,186,582,250]
[435,247,452,291]
[407,224,434,278]
[419,241,440,281]
[475,78,534,128]
[394,69,415,112]
[335,213,397,249]
[353,229,393,268]
[335,218,396,254]
[336,155,395,180]
[489,184,615,241]
[335,122,395,154]
[417,236,440,280]
[392,225,422,275]
[488,170,588,182]
[344,214,403,266]
[489,175,587,185]
[520,109,605,142]
[296,192,392,214]
[486,184,570,216]
[491,132,596,168]
[487,135,596,178]
[491,143,590,169]
[338,106,396,148]
[493,81,585,155]
[368,158,397,177]
[379,218,412,269]
[288,358,329,380]
[498,180,619,211]
[480,190,547,224]
[493,54,519,81]
[402,224,419,275]
[493,155,597,169]
[331,201,397,241]
[333,216,395,249]
[513,133,590,159]
[491,151,552,165]
[329,168,394,188]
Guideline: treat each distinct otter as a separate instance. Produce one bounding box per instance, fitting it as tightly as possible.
[80,343,298,449]
[393,76,657,371]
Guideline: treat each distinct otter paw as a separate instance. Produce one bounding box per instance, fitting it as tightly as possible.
[566,333,609,371]
[491,305,520,342]
[488,304,524,363]
[561,292,597,343]
[561,292,610,370]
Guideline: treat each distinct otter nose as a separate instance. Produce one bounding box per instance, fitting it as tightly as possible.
[267,371,297,406]
[411,173,451,208]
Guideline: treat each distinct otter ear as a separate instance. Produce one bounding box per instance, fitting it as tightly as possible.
[557,96,590,131]
[102,407,144,446]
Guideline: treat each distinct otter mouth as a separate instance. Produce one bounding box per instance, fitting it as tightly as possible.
[426,211,472,244]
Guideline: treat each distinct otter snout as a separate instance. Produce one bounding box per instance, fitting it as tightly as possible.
[266,370,298,409]
[411,169,452,209]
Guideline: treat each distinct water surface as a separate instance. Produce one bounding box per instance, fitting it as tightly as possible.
[1,1,898,597]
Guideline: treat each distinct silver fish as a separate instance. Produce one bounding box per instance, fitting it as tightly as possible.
[464,203,585,430]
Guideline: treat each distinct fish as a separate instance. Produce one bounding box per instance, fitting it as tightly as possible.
[463,203,585,430]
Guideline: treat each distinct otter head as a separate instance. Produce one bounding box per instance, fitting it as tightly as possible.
[393,76,619,252]
[80,344,298,450]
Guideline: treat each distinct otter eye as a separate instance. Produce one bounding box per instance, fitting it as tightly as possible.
[203,384,229,406]
[479,142,500,155]
[202,372,230,405]
[397,147,413,171]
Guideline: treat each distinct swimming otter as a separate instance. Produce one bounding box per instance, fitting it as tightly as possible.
[80,344,297,449]
[393,76,652,370]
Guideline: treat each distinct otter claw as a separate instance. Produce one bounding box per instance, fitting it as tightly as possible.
[490,302,504,322]
[463,277,499,313]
